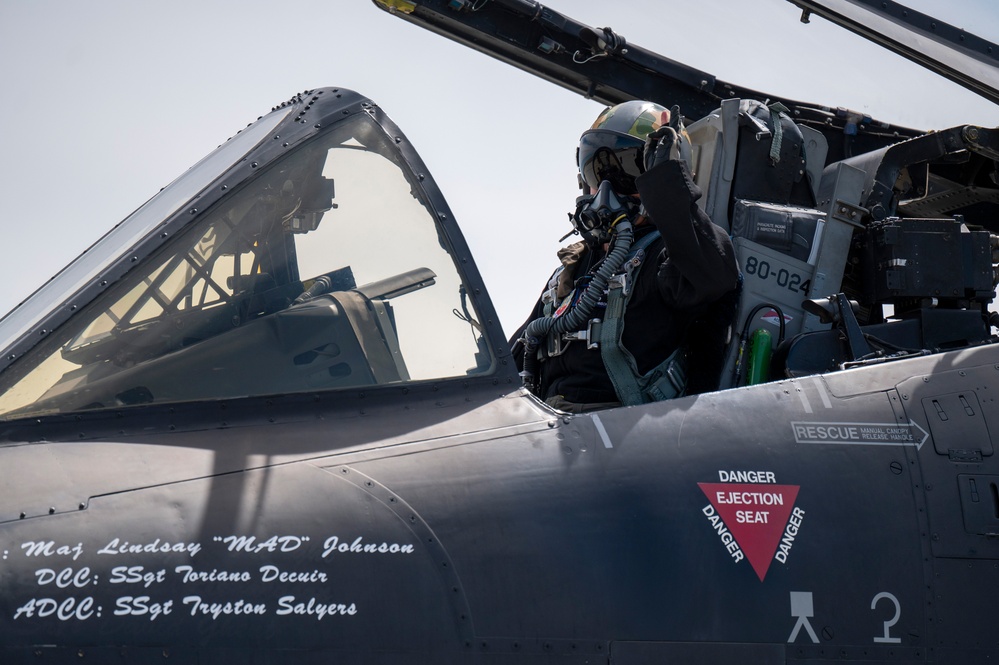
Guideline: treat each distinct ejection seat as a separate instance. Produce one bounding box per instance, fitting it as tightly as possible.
[684,99,833,389]
[690,100,999,385]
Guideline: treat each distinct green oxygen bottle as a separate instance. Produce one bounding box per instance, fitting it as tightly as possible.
[746,328,773,385]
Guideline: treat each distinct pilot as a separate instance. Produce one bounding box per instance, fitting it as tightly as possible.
[511,100,740,412]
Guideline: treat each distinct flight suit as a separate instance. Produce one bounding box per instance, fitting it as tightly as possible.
[512,158,740,407]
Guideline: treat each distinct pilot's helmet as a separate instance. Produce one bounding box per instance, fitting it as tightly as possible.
[577,100,670,196]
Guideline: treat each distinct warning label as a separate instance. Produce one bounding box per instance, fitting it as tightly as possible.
[791,421,928,448]
[699,472,804,582]
[761,309,793,327]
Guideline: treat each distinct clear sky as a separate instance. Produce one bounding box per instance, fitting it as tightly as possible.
[1,0,998,335]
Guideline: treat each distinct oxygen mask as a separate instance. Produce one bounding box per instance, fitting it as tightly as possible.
[570,180,637,244]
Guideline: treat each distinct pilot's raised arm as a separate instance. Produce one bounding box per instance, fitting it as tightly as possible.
[636,156,740,309]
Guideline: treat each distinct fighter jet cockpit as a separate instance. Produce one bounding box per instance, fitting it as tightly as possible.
[0,109,492,419]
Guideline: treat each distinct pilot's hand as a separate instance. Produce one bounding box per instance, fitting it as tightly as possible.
[643,126,683,172]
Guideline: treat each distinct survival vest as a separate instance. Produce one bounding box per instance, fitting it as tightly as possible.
[541,230,688,406]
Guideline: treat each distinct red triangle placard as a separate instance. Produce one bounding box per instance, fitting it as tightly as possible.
[698,482,800,581]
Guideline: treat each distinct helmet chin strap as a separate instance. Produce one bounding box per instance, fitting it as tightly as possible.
[571,180,640,244]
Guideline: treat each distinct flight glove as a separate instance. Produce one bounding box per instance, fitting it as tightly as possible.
[643,104,690,172]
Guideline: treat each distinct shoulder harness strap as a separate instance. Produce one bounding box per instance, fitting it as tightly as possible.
[598,230,688,405]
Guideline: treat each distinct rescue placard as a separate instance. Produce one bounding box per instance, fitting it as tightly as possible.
[791,421,928,448]
[698,473,804,581]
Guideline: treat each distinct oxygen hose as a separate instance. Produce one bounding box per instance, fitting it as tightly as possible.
[520,218,635,390]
